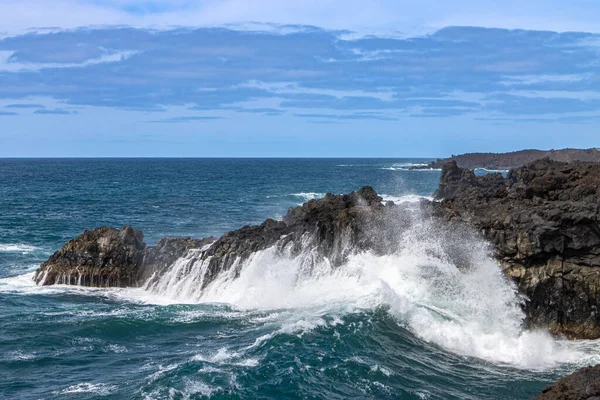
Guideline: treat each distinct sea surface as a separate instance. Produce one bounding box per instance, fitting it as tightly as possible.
[0,158,598,400]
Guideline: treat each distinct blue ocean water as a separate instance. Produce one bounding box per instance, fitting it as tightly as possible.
[0,158,597,399]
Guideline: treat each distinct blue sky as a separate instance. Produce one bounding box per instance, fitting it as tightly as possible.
[0,1,599,157]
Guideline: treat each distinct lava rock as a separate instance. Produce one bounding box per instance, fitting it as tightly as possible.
[433,159,600,338]
[534,365,600,399]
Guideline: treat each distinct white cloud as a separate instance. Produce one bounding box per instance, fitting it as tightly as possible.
[499,74,591,86]
[1,0,600,38]
[0,50,137,72]
[237,81,395,101]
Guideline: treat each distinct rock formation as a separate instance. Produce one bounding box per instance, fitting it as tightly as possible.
[419,148,600,170]
[534,365,600,399]
[34,187,411,289]
[433,159,600,339]
[34,160,600,339]
[34,227,215,287]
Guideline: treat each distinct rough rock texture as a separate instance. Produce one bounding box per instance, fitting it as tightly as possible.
[433,159,600,338]
[534,365,600,400]
[34,226,147,287]
[34,227,215,287]
[33,161,600,339]
[421,148,600,170]
[34,187,406,289]
[186,186,410,289]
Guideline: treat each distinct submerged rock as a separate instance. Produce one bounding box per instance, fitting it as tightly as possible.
[433,158,600,338]
[534,365,600,399]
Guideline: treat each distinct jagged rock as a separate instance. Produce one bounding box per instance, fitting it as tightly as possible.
[33,227,216,287]
[190,186,399,288]
[33,162,600,339]
[534,365,600,399]
[34,226,146,287]
[34,186,402,290]
[139,236,216,282]
[433,158,600,338]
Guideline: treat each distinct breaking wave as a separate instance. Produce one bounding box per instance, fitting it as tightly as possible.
[137,207,598,370]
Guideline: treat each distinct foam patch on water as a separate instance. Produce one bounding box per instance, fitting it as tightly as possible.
[381,167,442,171]
[0,243,41,253]
[56,383,117,395]
[380,194,433,204]
[139,210,600,371]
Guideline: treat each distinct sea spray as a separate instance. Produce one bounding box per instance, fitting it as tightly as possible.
[140,204,594,369]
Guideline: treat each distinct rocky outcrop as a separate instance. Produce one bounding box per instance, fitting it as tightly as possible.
[420,148,600,170]
[158,186,411,289]
[34,187,408,289]
[33,161,600,338]
[34,227,215,287]
[433,159,600,338]
[534,365,600,399]
[34,226,147,287]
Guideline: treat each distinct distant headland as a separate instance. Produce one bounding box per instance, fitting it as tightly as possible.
[416,148,600,170]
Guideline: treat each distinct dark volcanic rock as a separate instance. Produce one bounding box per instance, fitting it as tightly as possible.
[34,226,147,287]
[188,186,400,289]
[534,365,600,399]
[139,236,216,282]
[34,186,405,290]
[34,227,216,287]
[424,148,600,170]
[433,159,600,338]
[33,163,600,339]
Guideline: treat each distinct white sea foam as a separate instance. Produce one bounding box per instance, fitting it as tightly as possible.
[139,208,600,370]
[475,167,510,173]
[292,192,325,202]
[381,167,442,171]
[0,243,40,253]
[6,205,600,372]
[57,383,117,395]
[380,194,433,204]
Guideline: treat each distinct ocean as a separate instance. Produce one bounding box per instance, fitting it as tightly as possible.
[0,158,598,400]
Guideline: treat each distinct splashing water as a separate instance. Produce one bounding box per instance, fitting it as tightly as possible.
[141,207,599,370]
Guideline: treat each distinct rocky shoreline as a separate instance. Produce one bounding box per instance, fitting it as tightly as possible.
[33,158,600,399]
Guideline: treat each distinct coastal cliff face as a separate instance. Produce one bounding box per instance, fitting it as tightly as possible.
[433,159,600,339]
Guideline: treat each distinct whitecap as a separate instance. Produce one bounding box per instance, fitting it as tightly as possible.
[56,383,117,395]
[0,243,41,253]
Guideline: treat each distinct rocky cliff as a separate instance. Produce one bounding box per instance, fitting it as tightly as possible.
[433,159,600,339]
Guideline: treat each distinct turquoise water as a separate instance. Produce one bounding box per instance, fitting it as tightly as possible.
[0,159,597,399]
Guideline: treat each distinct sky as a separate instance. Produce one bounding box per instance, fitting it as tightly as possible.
[0,0,599,157]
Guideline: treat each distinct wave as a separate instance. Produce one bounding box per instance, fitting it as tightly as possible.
[5,206,599,372]
[380,194,433,204]
[381,167,442,171]
[267,192,326,204]
[136,208,599,370]
[55,383,117,395]
[0,243,41,253]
